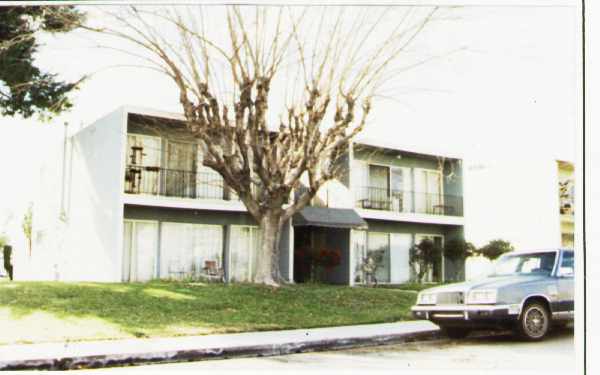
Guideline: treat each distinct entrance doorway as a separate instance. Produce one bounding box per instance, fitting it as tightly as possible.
[293,226,347,284]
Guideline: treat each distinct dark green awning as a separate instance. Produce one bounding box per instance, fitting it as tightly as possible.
[293,207,368,229]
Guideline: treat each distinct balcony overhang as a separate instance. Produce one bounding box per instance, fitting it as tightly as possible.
[123,193,248,212]
[356,208,464,226]
[293,207,368,229]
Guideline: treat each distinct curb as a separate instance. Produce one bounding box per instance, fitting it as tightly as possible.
[0,329,441,370]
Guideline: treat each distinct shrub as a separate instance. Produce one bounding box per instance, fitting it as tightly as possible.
[443,238,476,261]
[409,238,442,283]
[477,239,514,260]
[314,249,342,270]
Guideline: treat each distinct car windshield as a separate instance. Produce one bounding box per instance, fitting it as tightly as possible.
[491,252,557,276]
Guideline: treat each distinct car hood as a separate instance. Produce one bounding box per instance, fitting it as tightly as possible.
[421,275,550,294]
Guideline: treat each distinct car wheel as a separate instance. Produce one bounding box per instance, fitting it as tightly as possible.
[441,327,471,339]
[516,302,550,340]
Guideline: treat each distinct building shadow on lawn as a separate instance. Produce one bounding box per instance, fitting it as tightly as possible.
[0,281,416,342]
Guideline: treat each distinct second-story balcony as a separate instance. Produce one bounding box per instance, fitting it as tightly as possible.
[124,165,237,201]
[355,186,463,217]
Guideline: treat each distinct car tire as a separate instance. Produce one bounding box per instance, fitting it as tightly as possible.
[441,327,471,339]
[516,302,550,341]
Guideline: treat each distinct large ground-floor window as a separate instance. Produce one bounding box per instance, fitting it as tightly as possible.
[122,220,224,281]
[160,223,223,279]
[229,226,261,282]
[122,220,159,282]
[415,233,444,282]
[352,230,441,284]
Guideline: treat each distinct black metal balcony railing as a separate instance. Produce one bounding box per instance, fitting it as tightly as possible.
[355,186,463,217]
[124,165,235,200]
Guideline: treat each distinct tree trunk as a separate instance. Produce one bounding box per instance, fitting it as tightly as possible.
[253,211,283,287]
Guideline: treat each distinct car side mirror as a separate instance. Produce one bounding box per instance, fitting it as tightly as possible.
[557,266,574,277]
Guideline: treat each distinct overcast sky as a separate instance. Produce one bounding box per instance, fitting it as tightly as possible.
[0,2,581,239]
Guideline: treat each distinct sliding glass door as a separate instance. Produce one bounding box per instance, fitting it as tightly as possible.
[165,141,196,198]
[414,169,443,214]
[159,223,223,279]
[229,226,261,282]
[415,234,444,282]
[367,232,390,283]
[125,135,161,195]
[390,233,411,283]
[351,230,368,283]
[196,148,225,199]
[390,167,412,213]
[368,165,389,208]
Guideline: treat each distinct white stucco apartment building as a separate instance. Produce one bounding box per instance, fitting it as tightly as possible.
[17,106,467,284]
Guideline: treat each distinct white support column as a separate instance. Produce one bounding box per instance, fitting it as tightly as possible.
[288,221,294,283]
[349,229,355,286]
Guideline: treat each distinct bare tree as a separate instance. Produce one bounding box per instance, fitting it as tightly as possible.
[79,5,443,286]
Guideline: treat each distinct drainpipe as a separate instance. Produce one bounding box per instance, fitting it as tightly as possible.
[54,122,69,281]
[59,122,69,222]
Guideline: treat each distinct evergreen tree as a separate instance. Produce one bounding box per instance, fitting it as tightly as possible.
[0,6,85,119]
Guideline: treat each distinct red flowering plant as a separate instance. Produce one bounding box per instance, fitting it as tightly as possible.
[314,249,342,270]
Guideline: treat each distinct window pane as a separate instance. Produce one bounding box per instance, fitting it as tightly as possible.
[165,141,196,198]
[122,221,132,282]
[196,148,225,199]
[367,232,390,283]
[369,165,389,190]
[125,135,161,195]
[229,226,260,282]
[160,223,223,279]
[133,222,158,282]
[415,234,444,282]
[191,226,223,274]
[352,230,367,283]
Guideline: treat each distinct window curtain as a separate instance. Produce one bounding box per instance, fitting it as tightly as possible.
[125,135,161,195]
[229,226,261,282]
[122,221,133,282]
[160,223,223,279]
[415,170,442,214]
[196,148,225,199]
[351,229,367,283]
[367,232,391,283]
[368,165,389,206]
[390,167,412,213]
[130,222,158,281]
[165,141,195,197]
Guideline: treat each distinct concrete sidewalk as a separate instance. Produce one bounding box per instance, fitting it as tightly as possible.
[0,321,440,370]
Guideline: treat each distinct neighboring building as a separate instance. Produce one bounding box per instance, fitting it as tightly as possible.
[464,157,575,251]
[557,160,574,248]
[22,106,465,284]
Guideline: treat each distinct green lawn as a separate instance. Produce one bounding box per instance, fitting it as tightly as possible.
[0,280,417,345]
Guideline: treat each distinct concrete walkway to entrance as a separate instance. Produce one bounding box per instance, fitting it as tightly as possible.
[0,321,440,370]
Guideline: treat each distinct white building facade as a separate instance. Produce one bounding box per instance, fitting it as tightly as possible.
[19,106,466,284]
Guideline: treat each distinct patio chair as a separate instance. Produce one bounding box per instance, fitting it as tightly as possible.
[201,260,225,283]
